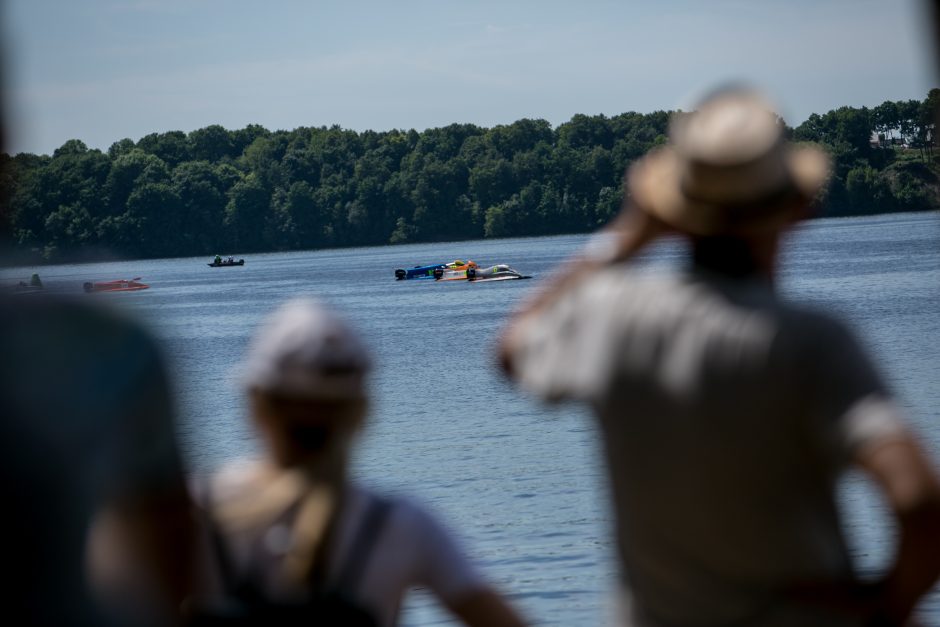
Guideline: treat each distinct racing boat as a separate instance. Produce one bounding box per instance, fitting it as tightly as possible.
[468,264,532,282]
[434,263,531,282]
[83,278,149,293]
[395,260,476,280]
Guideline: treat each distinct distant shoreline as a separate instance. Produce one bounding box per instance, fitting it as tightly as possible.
[2,210,937,271]
[3,90,937,265]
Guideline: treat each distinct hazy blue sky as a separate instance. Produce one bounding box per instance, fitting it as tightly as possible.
[5,0,937,155]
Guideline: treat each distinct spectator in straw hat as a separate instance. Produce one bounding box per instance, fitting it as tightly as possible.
[499,87,940,626]
[189,298,526,627]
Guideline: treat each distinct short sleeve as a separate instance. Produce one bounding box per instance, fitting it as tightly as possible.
[808,315,907,460]
[405,503,485,604]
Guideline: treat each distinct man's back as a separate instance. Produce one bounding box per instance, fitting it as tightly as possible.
[503,86,940,626]
[510,267,905,625]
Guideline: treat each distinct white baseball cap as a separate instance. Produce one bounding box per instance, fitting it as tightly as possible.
[242,298,370,400]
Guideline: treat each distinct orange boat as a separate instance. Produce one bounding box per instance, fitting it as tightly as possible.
[431,260,479,281]
[83,278,150,293]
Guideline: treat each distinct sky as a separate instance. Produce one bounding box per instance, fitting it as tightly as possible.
[4,0,937,156]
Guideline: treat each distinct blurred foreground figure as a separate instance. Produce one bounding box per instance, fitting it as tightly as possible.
[500,88,940,626]
[188,298,526,627]
[0,295,196,626]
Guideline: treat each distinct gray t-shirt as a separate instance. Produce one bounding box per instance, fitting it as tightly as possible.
[508,267,906,626]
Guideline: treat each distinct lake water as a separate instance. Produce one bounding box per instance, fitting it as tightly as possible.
[5,211,939,625]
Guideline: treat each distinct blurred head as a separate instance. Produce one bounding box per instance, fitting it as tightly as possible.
[242,298,371,470]
[628,86,831,238]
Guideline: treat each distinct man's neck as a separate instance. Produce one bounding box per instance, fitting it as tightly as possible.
[690,235,776,282]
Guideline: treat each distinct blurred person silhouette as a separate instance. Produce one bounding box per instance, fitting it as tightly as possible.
[499,87,940,626]
[0,33,195,626]
[933,0,940,74]
[0,295,197,626]
[932,0,940,128]
[186,298,526,627]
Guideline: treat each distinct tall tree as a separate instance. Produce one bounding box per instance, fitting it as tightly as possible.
[189,125,236,163]
[138,131,190,167]
[125,182,183,257]
[224,173,270,251]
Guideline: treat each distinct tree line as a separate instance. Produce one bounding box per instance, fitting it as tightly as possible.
[0,89,936,263]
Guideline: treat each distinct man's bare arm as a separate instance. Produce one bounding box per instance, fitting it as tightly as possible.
[856,433,940,625]
[446,586,528,627]
[498,208,667,375]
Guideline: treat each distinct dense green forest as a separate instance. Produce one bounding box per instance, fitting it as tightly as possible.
[1,90,936,263]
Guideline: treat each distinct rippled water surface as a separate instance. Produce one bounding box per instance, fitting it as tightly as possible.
[8,212,939,625]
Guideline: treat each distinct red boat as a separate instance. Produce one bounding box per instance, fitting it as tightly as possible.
[83,278,150,293]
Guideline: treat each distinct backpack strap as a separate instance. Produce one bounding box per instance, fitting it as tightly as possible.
[322,495,393,597]
[202,480,392,605]
[198,477,272,603]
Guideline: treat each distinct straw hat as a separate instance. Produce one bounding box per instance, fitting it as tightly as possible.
[628,88,830,235]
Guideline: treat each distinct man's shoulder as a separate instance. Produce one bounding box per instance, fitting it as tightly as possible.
[580,269,840,319]
[566,269,862,355]
[348,486,443,535]
[560,267,684,311]
[767,301,857,347]
[570,268,759,321]
[207,458,271,498]
[582,266,678,292]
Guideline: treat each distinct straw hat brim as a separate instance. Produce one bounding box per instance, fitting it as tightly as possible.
[628,145,831,236]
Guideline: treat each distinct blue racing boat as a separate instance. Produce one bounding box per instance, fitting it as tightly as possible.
[395,260,476,280]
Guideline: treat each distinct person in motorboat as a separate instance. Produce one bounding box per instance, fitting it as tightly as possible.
[14,273,44,291]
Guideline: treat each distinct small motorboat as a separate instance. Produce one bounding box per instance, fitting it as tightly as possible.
[208,257,245,267]
[434,264,531,282]
[7,273,44,295]
[395,259,476,280]
[83,278,149,293]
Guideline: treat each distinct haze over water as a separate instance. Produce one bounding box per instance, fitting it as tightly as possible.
[6,211,938,625]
